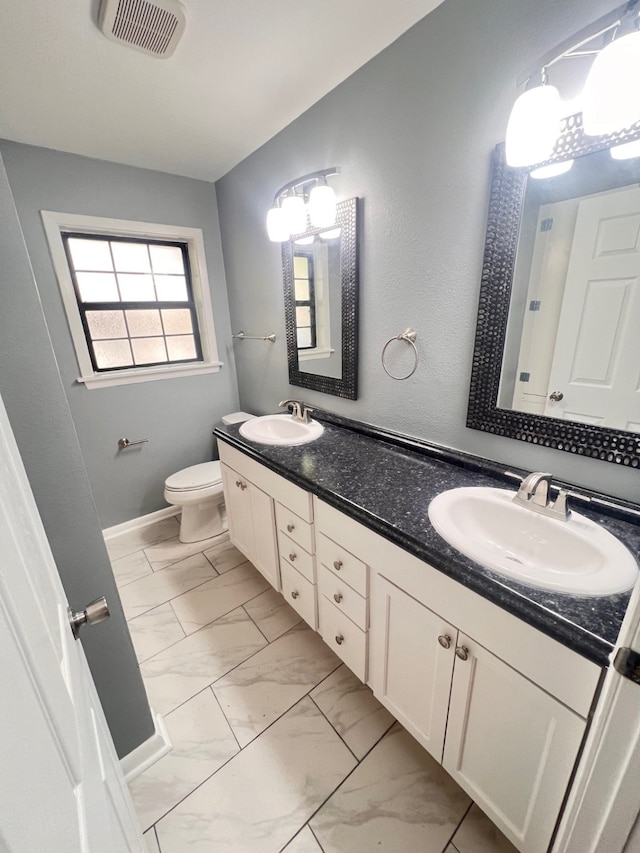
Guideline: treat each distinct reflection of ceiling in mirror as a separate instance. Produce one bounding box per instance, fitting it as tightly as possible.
[499,148,640,434]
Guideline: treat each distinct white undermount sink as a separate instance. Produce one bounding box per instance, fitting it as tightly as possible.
[239,414,324,446]
[428,487,638,596]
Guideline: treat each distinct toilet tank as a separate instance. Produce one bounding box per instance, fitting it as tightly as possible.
[221,411,254,425]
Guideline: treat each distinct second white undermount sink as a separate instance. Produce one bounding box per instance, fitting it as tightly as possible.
[239,414,324,446]
[428,487,638,597]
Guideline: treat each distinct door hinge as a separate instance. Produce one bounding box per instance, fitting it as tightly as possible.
[614,647,640,685]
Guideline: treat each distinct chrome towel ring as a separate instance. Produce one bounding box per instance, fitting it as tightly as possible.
[381,328,418,380]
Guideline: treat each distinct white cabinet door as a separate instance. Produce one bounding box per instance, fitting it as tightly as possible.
[221,462,280,591]
[443,634,586,853]
[370,575,456,762]
[222,462,255,560]
[249,482,280,591]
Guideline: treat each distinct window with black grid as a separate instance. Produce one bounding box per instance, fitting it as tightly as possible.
[293,250,317,350]
[62,233,203,372]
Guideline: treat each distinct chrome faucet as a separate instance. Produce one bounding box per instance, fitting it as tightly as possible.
[510,471,574,521]
[278,399,314,424]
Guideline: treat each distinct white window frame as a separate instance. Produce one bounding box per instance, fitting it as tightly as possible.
[41,211,223,389]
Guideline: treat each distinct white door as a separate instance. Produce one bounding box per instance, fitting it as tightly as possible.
[0,392,144,852]
[544,186,640,430]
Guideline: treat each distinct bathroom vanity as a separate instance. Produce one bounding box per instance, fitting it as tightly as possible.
[215,412,640,853]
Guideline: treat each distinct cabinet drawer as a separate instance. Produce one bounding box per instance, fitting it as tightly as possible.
[317,533,368,596]
[275,503,315,553]
[280,559,317,630]
[318,595,367,682]
[277,530,315,583]
[318,564,368,629]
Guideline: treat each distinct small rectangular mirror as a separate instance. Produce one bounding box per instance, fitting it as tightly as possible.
[282,197,360,399]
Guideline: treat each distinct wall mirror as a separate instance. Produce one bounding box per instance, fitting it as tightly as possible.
[282,197,360,399]
[468,116,640,467]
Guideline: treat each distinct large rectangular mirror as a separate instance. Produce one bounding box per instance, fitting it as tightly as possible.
[282,197,360,399]
[467,117,640,468]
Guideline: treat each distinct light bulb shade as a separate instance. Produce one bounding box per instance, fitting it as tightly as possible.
[611,139,640,159]
[266,207,290,242]
[308,184,337,227]
[505,85,562,167]
[281,195,307,235]
[530,159,573,179]
[582,31,640,136]
[319,227,341,240]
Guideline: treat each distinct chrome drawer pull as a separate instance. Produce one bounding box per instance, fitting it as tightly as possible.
[287,523,295,532]
[289,552,297,562]
[455,645,469,661]
[333,560,343,571]
[438,634,452,649]
[291,590,300,600]
[335,634,344,645]
[333,592,343,604]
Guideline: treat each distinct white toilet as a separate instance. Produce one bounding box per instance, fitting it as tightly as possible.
[164,411,254,543]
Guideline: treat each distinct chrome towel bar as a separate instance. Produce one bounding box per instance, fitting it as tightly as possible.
[232,330,276,342]
[117,437,149,450]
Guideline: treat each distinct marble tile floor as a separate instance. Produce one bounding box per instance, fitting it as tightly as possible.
[111,519,518,853]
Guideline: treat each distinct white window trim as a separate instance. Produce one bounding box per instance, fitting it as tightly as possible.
[41,211,223,389]
[298,346,335,362]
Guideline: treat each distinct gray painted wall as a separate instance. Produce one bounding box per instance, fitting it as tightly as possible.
[0,153,152,757]
[216,0,639,503]
[1,140,240,528]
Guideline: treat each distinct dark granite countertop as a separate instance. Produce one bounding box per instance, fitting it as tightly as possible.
[214,411,640,667]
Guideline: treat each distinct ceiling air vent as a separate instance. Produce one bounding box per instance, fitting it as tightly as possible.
[98,0,186,58]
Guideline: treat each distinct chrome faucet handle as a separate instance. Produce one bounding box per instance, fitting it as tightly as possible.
[278,399,303,421]
[300,405,314,424]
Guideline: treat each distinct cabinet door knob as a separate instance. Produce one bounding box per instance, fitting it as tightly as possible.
[335,634,344,645]
[235,480,242,488]
[455,645,469,661]
[333,560,343,571]
[287,523,295,532]
[291,590,300,600]
[289,552,297,562]
[333,592,343,604]
[437,634,452,649]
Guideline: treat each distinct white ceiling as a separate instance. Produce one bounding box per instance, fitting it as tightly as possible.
[0,0,444,182]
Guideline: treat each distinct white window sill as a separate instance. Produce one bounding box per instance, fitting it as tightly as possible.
[77,361,224,389]
[298,347,335,362]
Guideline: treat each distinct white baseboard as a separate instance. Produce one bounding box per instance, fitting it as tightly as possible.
[121,708,172,783]
[103,506,180,542]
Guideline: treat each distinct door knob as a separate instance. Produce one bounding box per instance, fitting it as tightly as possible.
[549,391,564,402]
[68,596,110,639]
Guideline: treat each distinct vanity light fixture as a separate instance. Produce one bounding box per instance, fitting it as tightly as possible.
[308,177,337,227]
[319,227,341,240]
[505,72,562,168]
[582,8,640,136]
[611,139,640,158]
[529,159,574,179]
[281,192,307,235]
[266,168,339,242]
[506,2,640,170]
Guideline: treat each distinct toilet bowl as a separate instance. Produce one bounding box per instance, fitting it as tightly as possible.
[164,411,254,543]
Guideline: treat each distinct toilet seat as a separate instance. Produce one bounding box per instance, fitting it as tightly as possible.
[165,461,222,493]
